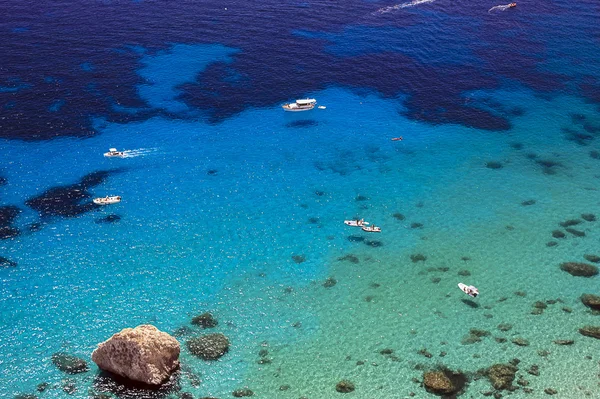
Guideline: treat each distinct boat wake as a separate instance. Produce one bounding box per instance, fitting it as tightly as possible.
[488,4,511,12]
[375,0,435,14]
[122,148,157,158]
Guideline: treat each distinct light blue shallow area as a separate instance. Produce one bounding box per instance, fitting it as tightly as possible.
[1,44,600,398]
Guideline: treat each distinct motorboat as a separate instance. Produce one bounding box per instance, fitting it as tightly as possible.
[508,2,516,7]
[344,219,369,227]
[361,225,381,233]
[104,148,126,157]
[93,196,122,205]
[458,283,479,298]
[282,98,317,112]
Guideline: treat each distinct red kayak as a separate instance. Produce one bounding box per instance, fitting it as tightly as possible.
[391,137,403,141]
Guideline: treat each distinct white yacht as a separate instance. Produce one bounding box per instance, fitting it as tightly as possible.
[282,98,317,112]
[104,148,126,157]
[93,196,122,205]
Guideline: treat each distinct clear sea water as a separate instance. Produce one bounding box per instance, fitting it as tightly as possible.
[1,0,600,398]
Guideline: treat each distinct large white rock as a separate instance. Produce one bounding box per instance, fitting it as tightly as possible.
[91,324,180,386]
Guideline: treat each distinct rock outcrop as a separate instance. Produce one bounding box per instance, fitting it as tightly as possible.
[91,325,180,386]
[423,371,454,395]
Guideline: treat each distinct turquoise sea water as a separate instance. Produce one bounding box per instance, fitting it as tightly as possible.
[2,1,600,398]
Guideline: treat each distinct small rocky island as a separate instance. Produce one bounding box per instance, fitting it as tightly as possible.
[91,324,180,386]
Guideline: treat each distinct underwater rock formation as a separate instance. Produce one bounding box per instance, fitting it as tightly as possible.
[52,353,89,374]
[580,294,600,310]
[335,380,355,393]
[0,256,17,268]
[0,205,21,239]
[486,364,517,390]
[560,262,598,277]
[422,369,466,396]
[191,313,218,329]
[92,325,180,386]
[187,333,229,360]
[579,326,600,339]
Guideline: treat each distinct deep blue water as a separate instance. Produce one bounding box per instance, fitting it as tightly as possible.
[1,0,600,398]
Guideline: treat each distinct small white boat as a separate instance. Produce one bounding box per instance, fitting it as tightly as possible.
[361,225,381,233]
[93,196,122,205]
[458,283,479,298]
[344,219,369,227]
[282,98,316,112]
[104,148,126,157]
[318,105,326,109]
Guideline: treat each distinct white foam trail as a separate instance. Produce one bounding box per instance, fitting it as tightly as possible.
[122,148,158,158]
[376,0,435,14]
[488,4,511,13]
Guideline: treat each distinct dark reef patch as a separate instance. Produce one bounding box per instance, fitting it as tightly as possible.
[347,235,365,243]
[485,161,503,169]
[581,213,596,222]
[410,254,427,263]
[565,228,585,237]
[0,176,7,186]
[292,255,306,264]
[285,119,318,128]
[365,239,383,248]
[95,214,122,224]
[521,199,536,206]
[26,170,120,218]
[93,369,181,399]
[392,213,405,221]
[0,205,21,239]
[338,254,359,264]
[0,256,18,268]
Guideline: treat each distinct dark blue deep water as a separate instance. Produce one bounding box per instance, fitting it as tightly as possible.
[1,0,600,398]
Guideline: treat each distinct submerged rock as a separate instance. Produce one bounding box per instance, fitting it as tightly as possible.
[422,369,466,396]
[393,213,405,221]
[92,324,180,386]
[584,254,600,263]
[551,230,565,239]
[486,364,517,390]
[323,277,337,288]
[187,333,229,360]
[335,380,355,393]
[511,337,530,346]
[52,353,89,374]
[581,294,600,310]
[560,219,582,227]
[565,228,585,237]
[486,161,503,169]
[232,388,254,397]
[292,254,306,264]
[581,213,596,222]
[410,254,427,263]
[579,326,600,339]
[191,312,218,329]
[560,262,598,277]
[553,339,574,345]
